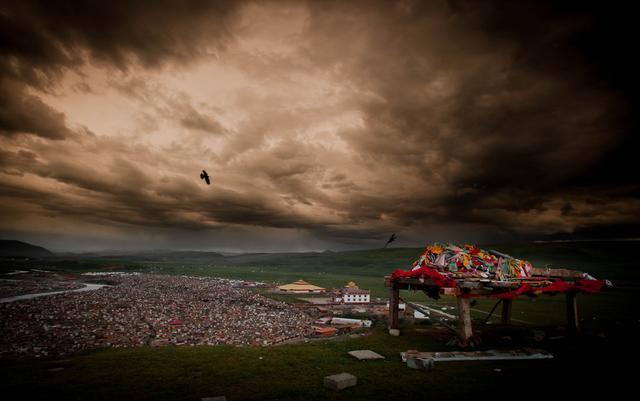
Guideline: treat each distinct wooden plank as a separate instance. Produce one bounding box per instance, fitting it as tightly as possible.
[531,267,584,279]
[566,292,579,335]
[401,350,554,362]
[390,277,440,286]
[501,299,513,325]
[389,285,399,330]
[456,296,473,340]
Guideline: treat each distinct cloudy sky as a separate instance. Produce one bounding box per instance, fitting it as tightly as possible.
[1,0,638,252]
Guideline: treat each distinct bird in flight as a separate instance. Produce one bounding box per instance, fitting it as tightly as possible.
[200,170,210,185]
[383,233,396,248]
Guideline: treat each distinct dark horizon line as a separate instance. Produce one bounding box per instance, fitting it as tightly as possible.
[3,237,639,257]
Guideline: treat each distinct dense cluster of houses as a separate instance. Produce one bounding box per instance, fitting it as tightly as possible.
[0,272,382,358]
[0,274,313,358]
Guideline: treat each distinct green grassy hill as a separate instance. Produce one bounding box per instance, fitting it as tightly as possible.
[1,241,638,400]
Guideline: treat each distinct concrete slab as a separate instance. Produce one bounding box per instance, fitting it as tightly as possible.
[400,349,553,362]
[348,350,385,360]
[406,357,434,371]
[324,372,357,390]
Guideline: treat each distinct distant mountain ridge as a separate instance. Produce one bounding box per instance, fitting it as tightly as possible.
[0,240,54,258]
[99,250,226,261]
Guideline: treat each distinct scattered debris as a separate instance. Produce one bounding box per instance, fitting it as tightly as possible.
[407,356,434,371]
[404,300,457,319]
[312,326,337,337]
[400,349,553,363]
[331,317,372,327]
[348,350,385,360]
[324,372,357,390]
[404,349,434,370]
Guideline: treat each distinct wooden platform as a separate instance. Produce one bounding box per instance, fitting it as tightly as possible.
[385,274,582,341]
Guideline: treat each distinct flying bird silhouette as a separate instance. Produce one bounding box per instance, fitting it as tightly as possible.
[383,233,396,248]
[200,170,210,185]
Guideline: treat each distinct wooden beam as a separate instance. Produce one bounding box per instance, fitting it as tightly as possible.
[531,267,585,279]
[389,285,399,330]
[501,299,513,325]
[566,292,579,335]
[456,296,473,341]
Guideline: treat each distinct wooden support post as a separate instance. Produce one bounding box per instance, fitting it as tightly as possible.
[566,292,579,335]
[501,299,513,325]
[389,285,399,330]
[456,296,473,341]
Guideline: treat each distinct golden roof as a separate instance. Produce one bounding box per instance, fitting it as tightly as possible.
[345,281,358,288]
[278,280,326,291]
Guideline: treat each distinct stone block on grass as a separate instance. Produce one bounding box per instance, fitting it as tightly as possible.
[406,357,434,371]
[348,350,385,360]
[324,372,357,390]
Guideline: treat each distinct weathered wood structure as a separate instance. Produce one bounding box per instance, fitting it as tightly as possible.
[385,268,592,341]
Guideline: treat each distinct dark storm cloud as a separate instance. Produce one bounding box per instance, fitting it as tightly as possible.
[299,0,637,235]
[0,0,242,87]
[0,140,328,234]
[0,79,75,139]
[0,0,638,251]
[0,0,241,139]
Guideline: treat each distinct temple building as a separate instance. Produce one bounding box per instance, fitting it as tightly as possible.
[332,281,370,304]
[277,279,326,293]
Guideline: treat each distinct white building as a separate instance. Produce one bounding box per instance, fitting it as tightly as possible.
[332,281,370,304]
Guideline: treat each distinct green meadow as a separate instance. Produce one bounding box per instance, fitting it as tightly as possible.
[1,241,638,400]
[42,241,639,327]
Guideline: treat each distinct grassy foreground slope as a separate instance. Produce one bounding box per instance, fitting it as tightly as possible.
[1,326,636,401]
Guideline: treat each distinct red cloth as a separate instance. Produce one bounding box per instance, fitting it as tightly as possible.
[537,279,574,294]
[390,266,606,298]
[390,265,457,288]
[574,279,607,293]
[495,279,607,298]
[494,284,534,299]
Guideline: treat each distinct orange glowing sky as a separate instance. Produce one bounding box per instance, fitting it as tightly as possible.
[1,1,638,251]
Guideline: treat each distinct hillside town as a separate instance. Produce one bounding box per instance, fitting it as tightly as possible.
[0,273,384,359]
[0,274,315,358]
